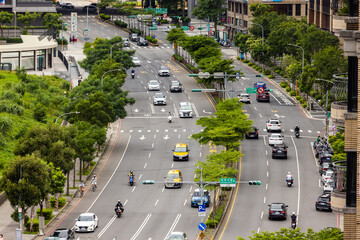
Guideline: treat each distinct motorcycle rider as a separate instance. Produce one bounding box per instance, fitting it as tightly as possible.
[295,125,300,133]
[167,111,172,122]
[291,212,297,227]
[92,175,97,189]
[115,200,124,214]
[131,69,135,78]
[286,172,294,184]
[128,171,135,183]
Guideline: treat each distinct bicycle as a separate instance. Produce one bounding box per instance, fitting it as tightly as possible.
[92,184,96,192]
[80,186,84,197]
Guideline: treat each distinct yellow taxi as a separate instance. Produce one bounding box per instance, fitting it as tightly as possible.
[172,143,189,161]
[164,169,183,188]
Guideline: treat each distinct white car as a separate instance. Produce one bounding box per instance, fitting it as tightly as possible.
[268,133,283,146]
[153,92,166,105]
[323,179,334,192]
[123,38,130,47]
[266,119,282,132]
[148,80,160,91]
[158,66,170,76]
[179,102,193,118]
[238,93,251,103]
[321,170,334,184]
[74,213,98,232]
[132,56,141,66]
[167,232,188,240]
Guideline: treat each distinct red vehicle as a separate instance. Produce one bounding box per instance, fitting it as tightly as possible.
[256,90,270,102]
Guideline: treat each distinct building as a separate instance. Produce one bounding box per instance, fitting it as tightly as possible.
[0,0,56,13]
[225,0,308,40]
[0,35,58,71]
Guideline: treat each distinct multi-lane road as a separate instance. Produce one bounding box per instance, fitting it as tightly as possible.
[48,14,337,239]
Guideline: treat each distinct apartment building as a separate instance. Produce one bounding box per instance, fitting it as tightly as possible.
[0,0,56,13]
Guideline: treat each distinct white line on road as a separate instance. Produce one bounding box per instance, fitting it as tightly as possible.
[139,174,142,180]
[184,199,187,206]
[162,186,165,192]
[87,135,131,213]
[171,163,174,168]
[189,186,192,192]
[291,136,301,217]
[263,135,266,146]
[199,152,202,157]
[144,163,147,168]
[266,184,268,190]
[132,186,136,192]
[164,214,182,240]
[97,215,116,238]
[259,114,262,118]
[124,199,128,205]
[257,227,260,233]
[155,199,159,206]
[261,211,264,219]
[267,160,269,166]
[267,172,269,177]
[178,134,180,138]
[254,106,257,111]
[264,197,266,203]
[148,153,151,158]
[310,142,319,167]
[150,103,155,114]
[152,143,154,148]
[192,103,200,117]
[154,134,156,139]
[265,150,268,156]
[130,214,152,240]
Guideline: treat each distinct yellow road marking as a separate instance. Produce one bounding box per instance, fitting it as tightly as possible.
[271,109,278,112]
[242,109,247,113]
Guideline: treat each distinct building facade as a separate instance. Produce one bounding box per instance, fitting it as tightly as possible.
[0,0,55,13]
[225,0,308,40]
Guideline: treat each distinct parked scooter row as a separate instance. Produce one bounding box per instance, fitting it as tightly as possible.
[219,39,232,47]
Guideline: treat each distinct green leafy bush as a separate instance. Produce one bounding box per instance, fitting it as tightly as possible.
[290,91,296,96]
[332,153,346,161]
[286,86,291,92]
[33,103,47,123]
[56,38,68,45]
[280,82,287,88]
[145,36,158,44]
[205,218,219,228]
[242,60,249,63]
[100,13,110,20]
[268,75,275,79]
[247,62,253,66]
[114,20,127,28]
[315,95,322,100]
[186,64,198,73]
[0,37,23,43]
[160,19,169,24]
[275,69,280,74]
[237,56,240,60]
[0,116,12,134]
[280,71,285,76]
[25,218,39,232]
[295,96,301,100]
[36,208,53,220]
[302,102,307,108]
[263,69,271,75]
[129,28,141,34]
[173,54,183,62]
[50,197,66,208]
[0,101,24,115]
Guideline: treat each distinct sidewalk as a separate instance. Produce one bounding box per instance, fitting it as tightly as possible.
[0,33,92,239]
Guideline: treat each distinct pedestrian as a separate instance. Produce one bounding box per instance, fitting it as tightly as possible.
[0,234,4,240]
[69,36,72,43]
[316,134,320,143]
[78,75,82,85]
[72,35,75,43]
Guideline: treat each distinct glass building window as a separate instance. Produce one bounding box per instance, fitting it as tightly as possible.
[244,3,248,15]
[21,50,34,70]
[2,51,19,69]
[287,4,293,16]
[296,4,301,15]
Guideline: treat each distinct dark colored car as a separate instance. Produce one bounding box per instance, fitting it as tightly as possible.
[319,162,333,176]
[137,37,148,46]
[268,203,288,220]
[83,5,97,13]
[319,153,332,165]
[245,126,259,139]
[170,80,183,92]
[51,228,75,240]
[315,193,332,211]
[256,91,270,102]
[61,3,74,9]
[272,144,287,159]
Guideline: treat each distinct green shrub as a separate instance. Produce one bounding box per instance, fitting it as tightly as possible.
[332,153,346,161]
[309,90,317,97]
[0,101,24,115]
[129,28,141,34]
[263,69,271,75]
[315,95,322,101]
[100,13,110,20]
[114,20,127,28]
[242,60,249,63]
[280,82,287,88]
[0,37,23,43]
[275,69,280,74]
[290,91,296,96]
[173,54,183,62]
[36,208,53,220]
[268,74,275,79]
[247,62,253,66]
[319,99,325,105]
[299,98,304,104]
[25,218,39,232]
[205,218,219,228]
[237,56,240,60]
[50,197,66,208]
[0,116,12,133]
[160,19,169,24]
[302,102,307,108]
[186,64,198,73]
[280,71,285,76]
[295,96,301,100]
[286,86,291,92]
[145,36,158,44]
[33,103,47,123]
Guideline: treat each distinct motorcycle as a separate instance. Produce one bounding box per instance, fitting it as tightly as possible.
[115,207,123,218]
[167,115,172,123]
[295,130,300,138]
[131,72,135,79]
[291,220,296,229]
[129,175,134,186]
[286,179,293,187]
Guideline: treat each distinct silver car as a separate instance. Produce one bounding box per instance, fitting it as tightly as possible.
[148,80,160,91]
[158,65,170,76]
[123,38,130,47]
[153,93,166,105]
[132,56,141,66]
[167,232,188,240]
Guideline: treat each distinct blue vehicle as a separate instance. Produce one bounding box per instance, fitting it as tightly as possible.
[191,189,210,207]
[254,82,267,89]
[129,174,134,186]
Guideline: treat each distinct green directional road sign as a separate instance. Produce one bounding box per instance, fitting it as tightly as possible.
[148,27,157,30]
[181,26,189,31]
[198,27,204,30]
[246,87,257,94]
[220,178,236,187]
[146,8,168,14]
[128,15,137,18]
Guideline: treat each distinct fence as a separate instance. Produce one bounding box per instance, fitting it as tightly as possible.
[58,50,68,70]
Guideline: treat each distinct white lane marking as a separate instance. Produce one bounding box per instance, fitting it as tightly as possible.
[147,130,151,133]
[97,215,116,238]
[259,114,262,118]
[291,136,301,217]
[130,130,133,133]
[188,95,192,100]
[263,135,266,146]
[170,96,173,101]
[189,186,192,192]
[132,186,136,192]
[270,92,281,104]
[164,214,182,240]
[264,197,266,203]
[155,199,159,206]
[199,152,202,157]
[254,106,257,111]
[308,130,312,133]
[154,134,156,139]
[144,163,147,168]
[87,135,131,213]
[148,96,151,101]
[130,214,152,240]
[257,227,260,233]
[148,153,151,158]
[138,130,142,133]
[152,143,154,148]
[150,103,155,114]
[267,161,269,166]
[171,163,174,168]
[124,199,128,205]
[267,172,269,177]
[317,131,320,134]
[178,134,180,138]
[162,186,165,192]
[261,211,264,219]
[311,142,319,167]
[192,103,200,117]
[139,174,142,180]
[265,150,268,156]
[165,129,169,132]
[266,184,268,190]
[184,199,187,206]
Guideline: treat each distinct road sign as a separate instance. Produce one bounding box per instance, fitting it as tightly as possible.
[71,12,77,32]
[257,87,265,94]
[198,223,206,231]
[198,212,206,217]
[189,26,195,31]
[198,205,206,217]
[181,26,189,31]
[146,8,167,14]
[163,13,167,18]
[214,72,224,78]
[198,72,210,78]
[148,27,157,30]
[220,178,236,187]
[236,72,240,79]
[152,35,156,39]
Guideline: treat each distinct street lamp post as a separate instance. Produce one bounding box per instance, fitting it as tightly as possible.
[251,22,264,73]
[55,111,80,124]
[101,69,122,91]
[110,42,121,58]
[103,19,115,34]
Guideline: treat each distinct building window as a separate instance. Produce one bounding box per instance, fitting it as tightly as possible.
[37,49,46,71]
[316,0,320,11]
[244,20,247,28]
[232,2,234,11]
[296,4,301,15]
[323,0,330,14]
[235,3,239,13]
[21,50,35,70]
[239,3,242,13]
[348,56,358,112]
[236,18,239,25]
[228,1,231,11]
[2,51,19,69]
[287,4,293,16]
[309,0,314,9]
[244,3,248,15]
[305,3,308,15]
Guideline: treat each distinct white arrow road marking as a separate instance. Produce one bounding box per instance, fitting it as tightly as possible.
[130,214,152,240]
[134,108,139,112]
[147,60,152,63]
[202,109,213,114]
[274,113,285,118]
[164,135,169,140]
[164,214,182,240]
[161,108,166,112]
[140,135,145,140]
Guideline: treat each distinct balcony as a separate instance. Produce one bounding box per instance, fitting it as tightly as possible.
[333,15,347,33]
[331,101,346,127]
[331,161,346,212]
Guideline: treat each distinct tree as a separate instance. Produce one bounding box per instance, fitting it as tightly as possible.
[166,28,187,55]
[0,12,14,37]
[42,13,65,35]
[182,35,219,56]
[49,163,66,195]
[17,12,40,34]
[234,33,251,58]
[192,47,221,63]
[197,57,235,88]
[192,0,224,33]
[237,227,343,240]
[192,99,253,149]
[299,65,317,99]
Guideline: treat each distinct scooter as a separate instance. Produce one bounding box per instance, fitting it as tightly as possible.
[131,72,135,79]
[286,179,293,187]
[167,115,172,123]
[291,220,296,229]
[129,175,134,186]
[295,130,300,138]
[115,207,123,218]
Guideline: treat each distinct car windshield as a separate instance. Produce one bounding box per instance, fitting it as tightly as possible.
[175,146,187,152]
[78,215,93,221]
[193,191,208,197]
[168,235,184,240]
[132,57,139,61]
[167,173,179,180]
[180,104,191,110]
[172,82,180,86]
[132,34,137,37]
[271,204,283,210]
[241,94,249,98]
[270,121,279,124]
[271,134,281,138]
[150,81,159,85]
[160,66,169,70]
[52,231,67,237]
[155,93,164,98]
[319,197,330,203]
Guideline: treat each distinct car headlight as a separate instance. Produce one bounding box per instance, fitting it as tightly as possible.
[88,224,94,230]
[204,198,208,202]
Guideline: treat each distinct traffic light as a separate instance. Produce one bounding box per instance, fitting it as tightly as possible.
[256,74,263,77]
[142,180,155,184]
[249,180,261,185]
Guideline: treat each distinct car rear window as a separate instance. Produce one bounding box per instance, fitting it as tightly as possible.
[270,121,279,124]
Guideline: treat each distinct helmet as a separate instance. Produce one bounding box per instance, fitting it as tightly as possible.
[288,172,291,174]
[118,200,121,203]
[292,212,295,215]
